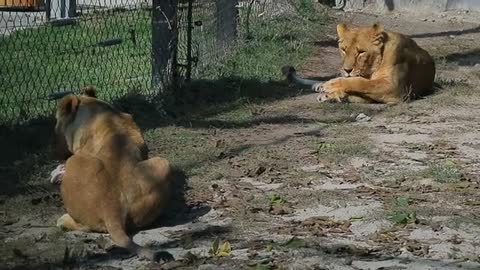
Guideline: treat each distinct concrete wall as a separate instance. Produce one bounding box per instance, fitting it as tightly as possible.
[342,0,480,13]
[446,0,480,11]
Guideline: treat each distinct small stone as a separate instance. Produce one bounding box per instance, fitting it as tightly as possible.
[355,113,371,122]
[255,166,267,176]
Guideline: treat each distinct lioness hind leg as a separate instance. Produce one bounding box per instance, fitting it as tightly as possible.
[57,213,89,231]
[135,157,172,183]
[347,96,373,104]
[104,216,163,261]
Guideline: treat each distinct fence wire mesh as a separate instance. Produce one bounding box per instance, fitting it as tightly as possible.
[176,0,296,83]
[1,0,314,126]
[0,0,172,125]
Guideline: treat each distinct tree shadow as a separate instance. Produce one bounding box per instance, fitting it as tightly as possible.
[143,167,211,229]
[444,48,480,66]
[114,76,312,131]
[385,0,394,11]
[313,25,480,44]
[0,117,56,196]
[410,25,480,39]
[0,76,307,197]
[314,39,337,48]
[178,126,326,173]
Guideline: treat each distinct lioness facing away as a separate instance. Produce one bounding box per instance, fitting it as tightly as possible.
[51,87,173,260]
[284,23,435,104]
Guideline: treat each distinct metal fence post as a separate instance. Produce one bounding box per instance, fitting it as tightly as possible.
[185,0,193,82]
[152,0,177,94]
[215,0,239,48]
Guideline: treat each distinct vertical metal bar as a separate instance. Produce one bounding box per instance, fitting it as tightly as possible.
[68,0,76,18]
[151,0,177,94]
[60,0,65,18]
[215,0,238,47]
[46,0,51,20]
[185,0,193,82]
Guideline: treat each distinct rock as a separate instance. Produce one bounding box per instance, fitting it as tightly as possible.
[300,164,325,172]
[351,113,371,122]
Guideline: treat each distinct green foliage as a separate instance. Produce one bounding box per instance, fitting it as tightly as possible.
[269,194,286,205]
[430,160,462,183]
[388,196,417,225]
[283,237,306,248]
[0,9,152,123]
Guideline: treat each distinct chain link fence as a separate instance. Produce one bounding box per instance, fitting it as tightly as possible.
[0,0,170,126]
[176,0,294,82]
[0,0,310,126]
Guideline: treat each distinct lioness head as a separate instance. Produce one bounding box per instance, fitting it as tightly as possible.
[53,86,97,157]
[54,95,80,155]
[336,23,386,78]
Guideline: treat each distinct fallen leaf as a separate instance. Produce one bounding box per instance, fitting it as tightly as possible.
[217,241,231,257]
[209,238,231,257]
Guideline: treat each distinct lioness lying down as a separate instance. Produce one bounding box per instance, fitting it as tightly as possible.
[50,87,173,260]
[284,23,436,104]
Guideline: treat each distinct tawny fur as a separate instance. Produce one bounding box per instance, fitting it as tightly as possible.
[315,23,435,104]
[53,87,172,260]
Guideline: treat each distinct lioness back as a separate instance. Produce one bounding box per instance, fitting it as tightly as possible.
[383,31,435,97]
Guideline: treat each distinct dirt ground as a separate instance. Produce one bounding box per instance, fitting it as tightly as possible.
[2,7,480,270]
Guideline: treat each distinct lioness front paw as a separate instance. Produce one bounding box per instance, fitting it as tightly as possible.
[316,78,348,103]
[312,82,323,92]
[50,164,66,184]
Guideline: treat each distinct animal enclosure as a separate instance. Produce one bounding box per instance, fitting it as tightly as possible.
[0,0,306,126]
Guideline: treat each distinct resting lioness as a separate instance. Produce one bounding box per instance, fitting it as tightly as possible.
[284,23,435,104]
[51,87,173,260]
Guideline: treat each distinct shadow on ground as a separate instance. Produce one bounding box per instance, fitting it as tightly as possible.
[313,25,480,48]
[444,48,480,66]
[0,76,308,197]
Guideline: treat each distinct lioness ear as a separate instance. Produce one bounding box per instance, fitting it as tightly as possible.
[81,85,97,98]
[372,23,384,33]
[372,23,386,45]
[58,95,80,116]
[337,23,348,38]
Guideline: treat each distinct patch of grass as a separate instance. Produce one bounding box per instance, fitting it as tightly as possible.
[316,140,371,162]
[220,4,328,80]
[0,9,152,123]
[205,103,256,122]
[144,127,220,175]
[429,160,462,183]
[179,0,330,106]
[388,210,417,225]
[283,237,306,249]
[387,196,418,225]
[269,194,287,205]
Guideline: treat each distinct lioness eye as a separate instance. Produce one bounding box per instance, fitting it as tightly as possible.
[357,49,365,54]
